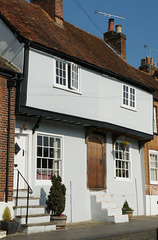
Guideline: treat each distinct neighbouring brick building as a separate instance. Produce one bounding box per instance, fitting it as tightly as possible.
[139,57,158,215]
[0,56,19,218]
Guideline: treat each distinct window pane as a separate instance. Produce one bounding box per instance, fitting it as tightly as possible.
[37,158,41,168]
[56,60,67,87]
[50,138,54,147]
[56,138,61,148]
[37,136,42,146]
[44,137,48,146]
[44,148,48,157]
[48,159,53,169]
[36,134,62,180]
[150,152,158,182]
[50,148,54,158]
[57,149,61,158]
[71,63,79,90]
[115,141,130,179]
[42,159,47,168]
[123,85,136,108]
[37,147,42,157]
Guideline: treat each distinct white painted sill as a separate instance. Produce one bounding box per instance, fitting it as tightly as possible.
[120,104,137,112]
[53,84,82,95]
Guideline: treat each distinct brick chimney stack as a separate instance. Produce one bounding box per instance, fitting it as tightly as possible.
[104,18,126,61]
[30,0,63,25]
[139,56,157,76]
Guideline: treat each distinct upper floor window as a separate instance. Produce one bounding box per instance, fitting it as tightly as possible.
[114,141,131,180]
[55,59,79,92]
[36,134,62,180]
[149,150,158,184]
[123,85,136,109]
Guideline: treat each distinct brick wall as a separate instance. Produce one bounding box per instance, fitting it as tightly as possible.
[144,101,158,195]
[0,74,15,202]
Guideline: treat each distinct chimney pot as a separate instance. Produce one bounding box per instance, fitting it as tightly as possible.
[146,56,150,64]
[150,57,154,65]
[108,18,114,32]
[116,25,122,33]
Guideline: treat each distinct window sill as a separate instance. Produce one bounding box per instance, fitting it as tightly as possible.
[53,85,82,95]
[150,181,158,185]
[35,179,52,185]
[120,105,137,112]
[114,177,131,182]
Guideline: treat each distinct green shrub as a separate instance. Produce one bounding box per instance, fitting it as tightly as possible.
[122,200,133,212]
[3,207,12,222]
[46,175,66,216]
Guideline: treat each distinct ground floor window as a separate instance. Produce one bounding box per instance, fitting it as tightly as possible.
[114,141,130,179]
[36,134,62,180]
[149,150,158,183]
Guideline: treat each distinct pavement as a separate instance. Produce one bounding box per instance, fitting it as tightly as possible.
[5,216,158,240]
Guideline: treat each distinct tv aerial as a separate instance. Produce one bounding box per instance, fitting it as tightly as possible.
[95,10,125,30]
[144,45,158,58]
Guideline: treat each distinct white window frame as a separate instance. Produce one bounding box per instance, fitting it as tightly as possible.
[114,141,131,180]
[149,150,158,184]
[122,84,136,110]
[154,106,157,133]
[35,132,63,182]
[70,63,79,91]
[54,57,80,93]
[55,58,68,89]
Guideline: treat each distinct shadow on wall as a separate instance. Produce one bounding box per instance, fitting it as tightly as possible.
[40,188,47,213]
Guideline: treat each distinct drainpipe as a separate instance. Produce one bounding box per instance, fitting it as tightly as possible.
[5,77,17,203]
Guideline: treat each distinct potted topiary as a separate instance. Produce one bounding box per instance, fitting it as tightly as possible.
[122,200,133,220]
[1,206,19,235]
[46,175,66,229]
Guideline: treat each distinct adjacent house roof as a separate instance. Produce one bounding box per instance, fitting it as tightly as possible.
[0,56,19,74]
[1,0,158,91]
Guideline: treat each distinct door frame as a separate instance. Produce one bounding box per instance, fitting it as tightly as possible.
[14,128,32,189]
[86,133,106,190]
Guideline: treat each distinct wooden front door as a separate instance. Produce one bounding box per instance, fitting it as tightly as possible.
[87,136,104,189]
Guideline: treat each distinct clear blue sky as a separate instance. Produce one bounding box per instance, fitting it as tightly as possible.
[28,0,158,69]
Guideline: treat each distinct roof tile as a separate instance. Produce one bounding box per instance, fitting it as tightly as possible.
[1,0,158,91]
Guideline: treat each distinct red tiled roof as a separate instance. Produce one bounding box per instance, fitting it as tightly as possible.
[1,0,158,91]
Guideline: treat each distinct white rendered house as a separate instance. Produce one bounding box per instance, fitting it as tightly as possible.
[0,0,157,230]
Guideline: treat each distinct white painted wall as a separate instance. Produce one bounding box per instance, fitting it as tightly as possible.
[26,49,153,136]
[16,118,91,223]
[15,117,146,223]
[146,195,158,215]
[0,20,24,72]
[106,133,146,216]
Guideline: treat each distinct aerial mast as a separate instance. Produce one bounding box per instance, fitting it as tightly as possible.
[95,10,125,30]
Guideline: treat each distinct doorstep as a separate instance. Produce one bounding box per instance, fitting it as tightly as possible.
[0,230,6,239]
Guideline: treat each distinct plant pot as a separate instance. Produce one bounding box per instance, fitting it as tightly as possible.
[50,215,67,229]
[1,221,19,235]
[122,211,133,220]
